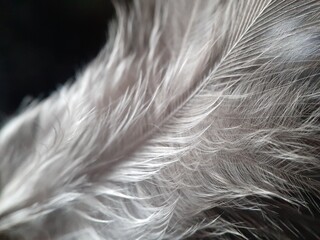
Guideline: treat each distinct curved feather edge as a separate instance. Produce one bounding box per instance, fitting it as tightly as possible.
[1,0,320,239]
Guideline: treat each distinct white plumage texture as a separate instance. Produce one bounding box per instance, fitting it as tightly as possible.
[1,1,320,239]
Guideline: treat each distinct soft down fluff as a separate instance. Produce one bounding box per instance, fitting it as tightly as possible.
[1,1,320,239]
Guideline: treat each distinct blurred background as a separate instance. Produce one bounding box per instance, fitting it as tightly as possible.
[0,0,115,120]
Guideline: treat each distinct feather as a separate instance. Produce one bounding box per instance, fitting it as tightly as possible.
[1,0,320,239]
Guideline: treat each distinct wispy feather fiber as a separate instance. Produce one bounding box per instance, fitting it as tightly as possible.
[1,0,320,239]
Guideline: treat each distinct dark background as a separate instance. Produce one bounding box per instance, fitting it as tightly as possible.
[0,0,115,119]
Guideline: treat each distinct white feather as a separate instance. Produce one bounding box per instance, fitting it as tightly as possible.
[1,0,320,239]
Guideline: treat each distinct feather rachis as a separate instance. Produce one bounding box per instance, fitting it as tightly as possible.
[1,0,320,239]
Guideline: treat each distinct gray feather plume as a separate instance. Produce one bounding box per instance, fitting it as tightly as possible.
[1,0,320,239]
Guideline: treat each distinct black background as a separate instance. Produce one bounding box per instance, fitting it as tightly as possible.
[0,0,115,118]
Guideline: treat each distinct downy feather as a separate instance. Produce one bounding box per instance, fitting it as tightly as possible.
[1,0,320,239]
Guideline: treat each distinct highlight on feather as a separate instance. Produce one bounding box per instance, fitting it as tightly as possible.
[0,0,320,239]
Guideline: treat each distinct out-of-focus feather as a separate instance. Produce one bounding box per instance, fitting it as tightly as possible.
[1,0,320,239]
